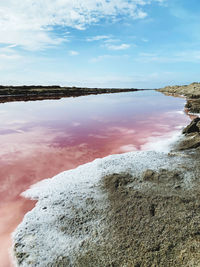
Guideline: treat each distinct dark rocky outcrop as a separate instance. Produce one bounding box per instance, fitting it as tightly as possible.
[185,98,200,114]
[182,118,200,134]
[175,118,200,150]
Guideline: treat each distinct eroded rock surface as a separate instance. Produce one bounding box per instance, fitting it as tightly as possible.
[173,117,200,151]
[182,118,200,134]
[185,98,200,114]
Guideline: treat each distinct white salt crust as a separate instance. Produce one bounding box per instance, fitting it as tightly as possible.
[187,112,200,117]
[13,150,195,267]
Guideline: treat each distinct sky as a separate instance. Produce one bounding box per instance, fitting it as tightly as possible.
[0,0,200,88]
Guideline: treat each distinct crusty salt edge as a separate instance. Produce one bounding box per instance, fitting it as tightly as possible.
[12,150,195,267]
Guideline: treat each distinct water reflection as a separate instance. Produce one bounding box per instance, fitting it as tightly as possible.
[0,90,190,266]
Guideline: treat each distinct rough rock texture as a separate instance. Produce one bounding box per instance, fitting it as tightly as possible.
[185,98,200,114]
[173,117,200,151]
[176,133,200,150]
[182,118,200,134]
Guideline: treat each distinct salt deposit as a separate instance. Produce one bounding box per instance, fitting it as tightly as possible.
[13,150,196,266]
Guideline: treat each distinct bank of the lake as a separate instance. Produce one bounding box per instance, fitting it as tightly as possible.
[157,82,200,151]
[0,89,187,267]
[13,84,200,266]
[0,85,143,103]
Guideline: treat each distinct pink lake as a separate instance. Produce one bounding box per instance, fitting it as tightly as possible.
[0,90,191,267]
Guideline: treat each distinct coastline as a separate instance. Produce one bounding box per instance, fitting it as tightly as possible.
[157,82,200,114]
[13,83,200,266]
[157,83,200,151]
[0,86,145,103]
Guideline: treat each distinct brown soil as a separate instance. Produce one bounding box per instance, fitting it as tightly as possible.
[74,157,200,267]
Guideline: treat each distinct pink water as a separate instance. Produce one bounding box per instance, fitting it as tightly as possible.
[0,91,190,267]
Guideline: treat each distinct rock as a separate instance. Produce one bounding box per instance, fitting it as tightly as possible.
[157,82,200,97]
[142,169,156,181]
[185,99,200,114]
[178,133,200,150]
[178,118,200,150]
[182,118,200,134]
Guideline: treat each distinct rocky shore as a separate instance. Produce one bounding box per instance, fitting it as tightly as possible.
[0,85,141,103]
[157,82,200,151]
[157,82,200,113]
[13,83,200,267]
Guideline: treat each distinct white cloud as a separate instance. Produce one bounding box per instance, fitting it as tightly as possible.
[69,50,79,56]
[0,53,20,60]
[103,38,121,44]
[90,54,129,62]
[0,45,43,76]
[106,43,131,50]
[0,0,164,50]
[0,46,22,70]
[137,50,200,63]
[90,55,113,63]
[141,38,149,42]
[87,35,110,42]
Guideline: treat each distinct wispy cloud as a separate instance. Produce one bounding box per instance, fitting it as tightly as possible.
[69,50,79,56]
[0,46,25,72]
[87,35,130,51]
[90,54,129,62]
[0,46,21,60]
[137,50,200,63]
[87,35,110,42]
[106,43,131,50]
[141,38,149,42]
[0,0,164,50]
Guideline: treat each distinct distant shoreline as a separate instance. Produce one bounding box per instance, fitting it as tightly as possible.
[0,86,147,103]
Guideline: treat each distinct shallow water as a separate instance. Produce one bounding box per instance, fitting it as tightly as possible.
[0,90,190,267]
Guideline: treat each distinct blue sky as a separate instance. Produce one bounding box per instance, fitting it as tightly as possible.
[0,0,200,88]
